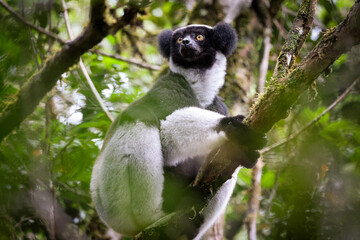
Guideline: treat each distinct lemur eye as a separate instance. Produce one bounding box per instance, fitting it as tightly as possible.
[177,37,183,44]
[196,35,204,41]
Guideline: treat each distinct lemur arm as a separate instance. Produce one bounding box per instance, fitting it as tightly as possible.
[160,107,227,167]
[161,105,267,168]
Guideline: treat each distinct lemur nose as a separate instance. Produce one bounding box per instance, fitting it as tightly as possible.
[182,39,190,45]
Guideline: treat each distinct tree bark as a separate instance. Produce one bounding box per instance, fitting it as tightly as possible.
[138,1,360,238]
[197,0,360,190]
[246,0,360,132]
[246,1,317,238]
[2,0,360,239]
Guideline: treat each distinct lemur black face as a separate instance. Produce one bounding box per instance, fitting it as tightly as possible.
[171,26,217,69]
[158,23,238,70]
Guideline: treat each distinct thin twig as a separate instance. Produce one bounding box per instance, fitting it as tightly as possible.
[80,60,114,121]
[0,0,159,71]
[246,157,264,240]
[54,136,75,160]
[246,2,317,239]
[44,97,56,240]
[247,1,273,238]
[222,0,252,23]
[20,0,41,69]
[61,0,114,122]
[123,30,147,62]
[0,0,65,43]
[61,0,74,40]
[260,77,360,154]
[273,18,287,38]
[92,50,161,71]
[258,27,272,93]
[0,0,133,142]
[282,5,326,30]
[247,22,272,240]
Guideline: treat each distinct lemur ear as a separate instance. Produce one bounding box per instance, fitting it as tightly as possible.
[158,29,173,58]
[213,22,238,57]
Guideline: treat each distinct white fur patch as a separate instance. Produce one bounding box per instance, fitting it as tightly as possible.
[174,24,213,33]
[169,52,227,108]
[193,167,241,240]
[90,122,164,236]
[160,107,227,166]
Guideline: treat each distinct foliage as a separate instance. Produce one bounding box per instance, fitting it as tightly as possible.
[0,0,359,239]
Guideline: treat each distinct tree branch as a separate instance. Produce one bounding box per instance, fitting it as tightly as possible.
[196,0,318,195]
[0,0,65,44]
[260,77,360,154]
[0,1,158,70]
[61,0,114,122]
[258,28,272,92]
[247,1,274,237]
[92,50,161,71]
[246,0,360,132]
[246,1,316,238]
[273,0,317,79]
[0,0,138,142]
[138,1,360,238]
[282,5,326,30]
[253,0,273,93]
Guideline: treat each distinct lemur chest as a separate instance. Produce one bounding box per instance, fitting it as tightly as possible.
[190,76,224,108]
[169,51,227,108]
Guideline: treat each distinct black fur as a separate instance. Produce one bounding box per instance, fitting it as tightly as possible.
[162,96,231,213]
[157,23,238,69]
[213,23,238,57]
[158,29,173,58]
[206,96,229,116]
[171,26,217,69]
[217,115,267,152]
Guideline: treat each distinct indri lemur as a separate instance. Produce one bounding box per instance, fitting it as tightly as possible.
[91,23,265,240]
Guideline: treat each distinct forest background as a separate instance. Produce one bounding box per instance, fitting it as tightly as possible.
[0,0,360,239]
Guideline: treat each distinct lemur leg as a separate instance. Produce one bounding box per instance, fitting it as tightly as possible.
[193,167,241,240]
[160,107,227,167]
[90,122,164,235]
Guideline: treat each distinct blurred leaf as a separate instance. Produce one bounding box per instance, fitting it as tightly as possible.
[261,170,276,189]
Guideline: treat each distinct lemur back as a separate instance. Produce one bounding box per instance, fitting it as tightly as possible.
[91,23,265,239]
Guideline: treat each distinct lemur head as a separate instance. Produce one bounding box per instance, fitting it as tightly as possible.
[158,23,237,69]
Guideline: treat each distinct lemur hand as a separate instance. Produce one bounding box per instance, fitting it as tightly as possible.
[216,115,267,167]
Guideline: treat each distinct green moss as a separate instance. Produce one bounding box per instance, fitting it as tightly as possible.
[275,52,290,79]
[323,26,337,39]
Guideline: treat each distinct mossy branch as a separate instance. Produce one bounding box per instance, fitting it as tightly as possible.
[198,0,360,193]
[0,0,159,71]
[196,0,319,192]
[246,0,360,132]
[260,77,360,154]
[0,0,138,143]
[273,0,317,79]
[138,1,360,238]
